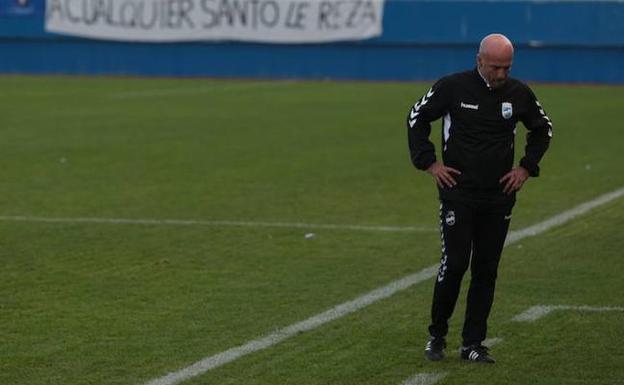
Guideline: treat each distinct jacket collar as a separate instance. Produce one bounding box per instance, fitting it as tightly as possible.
[474,67,492,90]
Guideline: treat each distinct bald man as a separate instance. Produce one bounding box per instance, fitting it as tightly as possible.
[407,34,552,363]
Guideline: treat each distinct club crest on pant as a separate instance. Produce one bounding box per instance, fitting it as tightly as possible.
[502,102,513,119]
[445,210,456,226]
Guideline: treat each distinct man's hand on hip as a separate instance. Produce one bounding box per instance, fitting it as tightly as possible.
[500,167,529,194]
[427,161,461,188]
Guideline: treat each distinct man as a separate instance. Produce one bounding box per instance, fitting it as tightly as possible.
[407,34,552,363]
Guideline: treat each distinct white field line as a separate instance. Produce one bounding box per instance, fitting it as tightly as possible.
[144,186,624,385]
[0,215,435,233]
[0,90,87,98]
[482,337,504,347]
[504,186,624,245]
[512,305,624,322]
[401,372,448,385]
[401,337,503,385]
[146,265,440,385]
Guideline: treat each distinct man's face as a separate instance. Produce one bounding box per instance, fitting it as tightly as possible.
[478,54,512,89]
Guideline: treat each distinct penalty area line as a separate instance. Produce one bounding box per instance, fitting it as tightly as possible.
[144,186,624,385]
[0,215,435,233]
[512,305,624,322]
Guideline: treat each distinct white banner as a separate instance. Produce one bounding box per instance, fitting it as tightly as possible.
[44,0,384,43]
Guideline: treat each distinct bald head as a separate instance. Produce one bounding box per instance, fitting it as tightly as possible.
[479,34,514,61]
[477,34,514,89]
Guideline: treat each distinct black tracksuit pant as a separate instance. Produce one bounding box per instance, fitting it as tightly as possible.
[429,198,514,346]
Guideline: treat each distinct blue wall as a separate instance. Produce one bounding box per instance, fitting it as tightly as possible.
[2,0,624,83]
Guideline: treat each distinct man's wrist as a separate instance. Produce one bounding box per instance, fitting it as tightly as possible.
[519,157,539,177]
[419,158,436,172]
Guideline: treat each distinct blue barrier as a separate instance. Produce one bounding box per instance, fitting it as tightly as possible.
[381,1,624,46]
[1,0,623,83]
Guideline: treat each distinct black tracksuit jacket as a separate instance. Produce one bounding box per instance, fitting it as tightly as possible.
[407,68,553,203]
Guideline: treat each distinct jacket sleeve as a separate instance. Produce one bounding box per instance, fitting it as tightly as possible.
[519,87,553,177]
[407,78,452,171]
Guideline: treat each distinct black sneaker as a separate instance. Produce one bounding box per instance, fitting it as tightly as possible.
[424,337,446,361]
[460,344,496,363]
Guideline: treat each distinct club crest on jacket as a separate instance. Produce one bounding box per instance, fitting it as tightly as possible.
[502,102,513,119]
[445,210,456,226]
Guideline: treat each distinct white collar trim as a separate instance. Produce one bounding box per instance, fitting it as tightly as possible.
[477,67,492,90]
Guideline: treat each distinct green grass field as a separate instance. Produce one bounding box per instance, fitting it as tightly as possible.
[1,76,623,385]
